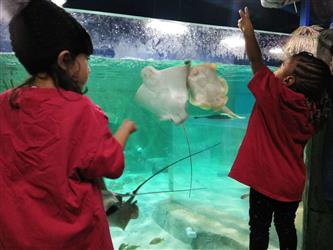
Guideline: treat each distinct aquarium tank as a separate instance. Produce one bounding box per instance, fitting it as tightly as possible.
[0,9,300,250]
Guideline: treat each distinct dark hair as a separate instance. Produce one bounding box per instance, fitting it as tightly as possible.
[9,0,93,75]
[289,51,332,128]
[9,52,87,109]
[7,0,93,108]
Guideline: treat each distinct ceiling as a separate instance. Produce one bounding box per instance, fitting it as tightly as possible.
[63,0,333,34]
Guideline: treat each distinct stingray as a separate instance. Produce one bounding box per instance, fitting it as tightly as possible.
[104,192,139,230]
[187,63,243,119]
[103,142,221,230]
[134,61,194,198]
[135,61,191,125]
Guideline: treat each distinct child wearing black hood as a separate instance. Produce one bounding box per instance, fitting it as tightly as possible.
[0,1,136,249]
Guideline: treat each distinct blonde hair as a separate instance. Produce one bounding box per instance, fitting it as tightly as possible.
[283,25,324,59]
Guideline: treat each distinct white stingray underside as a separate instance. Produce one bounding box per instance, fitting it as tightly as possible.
[135,64,190,125]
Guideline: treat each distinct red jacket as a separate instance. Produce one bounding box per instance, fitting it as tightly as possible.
[0,87,124,250]
[229,65,315,202]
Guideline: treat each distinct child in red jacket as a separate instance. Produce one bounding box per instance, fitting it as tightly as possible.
[0,0,136,249]
[229,7,332,250]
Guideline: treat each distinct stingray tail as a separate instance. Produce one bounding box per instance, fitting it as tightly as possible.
[181,123,193,197]
[221,106,245,119]
[132,142,221,195]
[135,187,206,196]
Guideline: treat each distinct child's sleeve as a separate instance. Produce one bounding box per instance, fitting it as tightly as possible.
[73,102,125,180]
[247,65,283,109]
